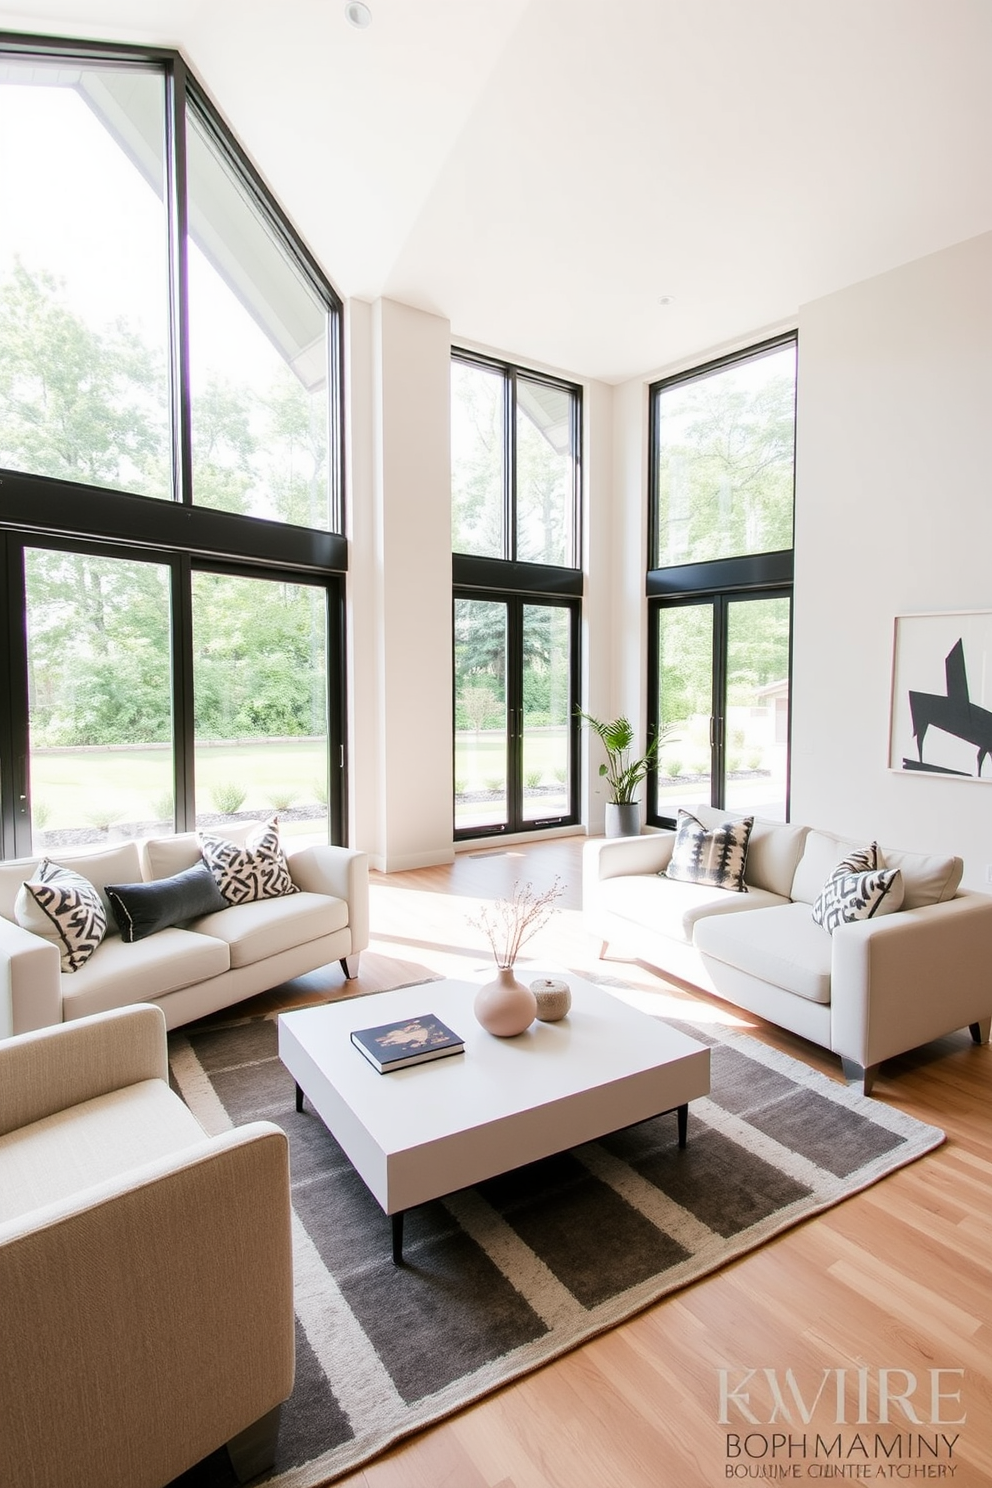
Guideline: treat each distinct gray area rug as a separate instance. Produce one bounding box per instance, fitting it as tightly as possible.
[166,988,944,1488]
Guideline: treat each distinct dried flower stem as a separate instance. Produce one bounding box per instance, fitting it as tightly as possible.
[467,877,565,968]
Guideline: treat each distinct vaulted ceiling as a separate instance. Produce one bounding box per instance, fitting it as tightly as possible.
[1,0,989,382]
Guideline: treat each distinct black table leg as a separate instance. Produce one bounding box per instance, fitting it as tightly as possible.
[295,1082,304,1114]
[391,1211,405,1265]
[677,1103,688,1149]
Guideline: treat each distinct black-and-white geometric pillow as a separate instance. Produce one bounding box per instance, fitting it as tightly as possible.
[198,817,299,905]
[811,844,904,933]
[14,859,108,972]
[663,810,753,893]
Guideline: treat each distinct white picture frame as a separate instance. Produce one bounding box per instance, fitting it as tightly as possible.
[889,609,992,781]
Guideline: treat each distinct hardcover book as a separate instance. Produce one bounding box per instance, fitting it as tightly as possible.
[350,1014,464,1073]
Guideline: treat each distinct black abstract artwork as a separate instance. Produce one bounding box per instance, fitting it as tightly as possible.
[905,638,992,777]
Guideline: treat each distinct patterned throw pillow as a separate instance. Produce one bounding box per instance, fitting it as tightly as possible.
[14,860,108,972]
[664,810,753,893]
[811,845,904,933]
[199,817,299,905]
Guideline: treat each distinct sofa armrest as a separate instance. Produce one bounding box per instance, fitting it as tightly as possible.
[288,844,369,953]
[0,915,61,1040]
[830,892,992,1069]
[0,1121,294,1488]
[583,832,675,891]
[0,1004,168,1138]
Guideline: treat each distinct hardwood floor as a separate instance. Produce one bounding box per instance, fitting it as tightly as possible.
[242,837,992,1487]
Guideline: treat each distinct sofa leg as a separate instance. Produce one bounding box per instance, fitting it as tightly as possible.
[340,953,361,980]
[970,1017,991,1045]
[840,1057,878,1097]
[598,940,609,960]
[227,1404,282,1483]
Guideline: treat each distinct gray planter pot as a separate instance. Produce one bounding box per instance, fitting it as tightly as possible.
[605,801,641,838]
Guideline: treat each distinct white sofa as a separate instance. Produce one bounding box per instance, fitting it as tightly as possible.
[0,823,369,1038]
[0,1003,294,1487]
[583,807,992,1094]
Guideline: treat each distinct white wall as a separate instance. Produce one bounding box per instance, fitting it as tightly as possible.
[348,297,455,873]
[792,232,992,887]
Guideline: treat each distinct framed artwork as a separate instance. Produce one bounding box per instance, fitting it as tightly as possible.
[889,610,992,781]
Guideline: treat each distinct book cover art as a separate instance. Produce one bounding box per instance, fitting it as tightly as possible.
[350,1014,464,1072]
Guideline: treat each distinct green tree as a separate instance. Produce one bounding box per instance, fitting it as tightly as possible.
[656,366,794,567]
[0,261,169,497]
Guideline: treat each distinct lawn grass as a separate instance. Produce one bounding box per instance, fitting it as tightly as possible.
[31,740,329,833]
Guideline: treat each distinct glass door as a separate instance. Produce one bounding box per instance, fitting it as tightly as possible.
[651,590,791,824]
[23,546,174,856]
[454,594,578,838]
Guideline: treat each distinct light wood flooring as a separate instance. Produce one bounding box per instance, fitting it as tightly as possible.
[234,836,992,1488]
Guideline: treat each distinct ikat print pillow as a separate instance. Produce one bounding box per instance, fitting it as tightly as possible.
[198,817,299,905]
[664,810,753,893]
[811,844,905,933]
[15,860,108,972]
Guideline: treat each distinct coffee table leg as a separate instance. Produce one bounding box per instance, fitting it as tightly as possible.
[391,1211,405,1265]
[295,1082,305,1114]
[677,1103,688,1149]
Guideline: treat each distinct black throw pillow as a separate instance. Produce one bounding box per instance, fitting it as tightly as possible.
[106,860,229,943]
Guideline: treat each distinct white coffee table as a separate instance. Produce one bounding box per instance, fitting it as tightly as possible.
[277,973,710,1262]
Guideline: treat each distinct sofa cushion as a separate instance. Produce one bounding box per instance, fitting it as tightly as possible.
[598,874,788,946]
[791,828,962,910]
[14,862,107,973]
[141,821,270,882]
[200,817,298,905]
[878,843,963,910]
[0,1078,206,1224]
[681,806,809,897]
[0,842,142,927]
[693,902,834,1004]
[189,891,348,969]
[665,810,752,892]
[106,862,229,943]
[58,928,230,1022]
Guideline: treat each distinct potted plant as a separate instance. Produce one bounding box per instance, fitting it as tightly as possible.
[577,711,674,837]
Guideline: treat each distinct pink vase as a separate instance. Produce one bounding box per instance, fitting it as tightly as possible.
[474,966,537,1037]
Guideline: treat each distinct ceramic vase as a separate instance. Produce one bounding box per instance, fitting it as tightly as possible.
[474,966,537,1037]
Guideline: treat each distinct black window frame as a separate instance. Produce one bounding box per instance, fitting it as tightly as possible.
[451,347,582,577]
[645,333,797,829]
[0,33,349,858]
[451,349,583,840]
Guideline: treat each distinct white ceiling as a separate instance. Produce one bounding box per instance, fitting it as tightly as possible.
[1,0,990,383]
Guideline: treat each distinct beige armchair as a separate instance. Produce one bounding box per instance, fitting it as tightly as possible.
[0,1004,294,1488]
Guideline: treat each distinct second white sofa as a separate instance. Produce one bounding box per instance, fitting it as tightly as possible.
[584,807,992,1093]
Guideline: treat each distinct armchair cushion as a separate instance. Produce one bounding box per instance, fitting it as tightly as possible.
[0,1077,206,1223]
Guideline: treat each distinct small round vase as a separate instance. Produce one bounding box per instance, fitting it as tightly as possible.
[530,977,572,1022]
[474,966,537,1037]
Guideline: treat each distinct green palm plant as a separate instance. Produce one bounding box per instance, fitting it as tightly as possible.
[576,711,674,804]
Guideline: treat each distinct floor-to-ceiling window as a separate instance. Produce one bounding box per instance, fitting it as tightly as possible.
[0,37,346,860]
[451,351,581,839]
[647,335,796,825]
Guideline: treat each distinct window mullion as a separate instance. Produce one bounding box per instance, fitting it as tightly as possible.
[165,56,194,507]
[506,367,517,562]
